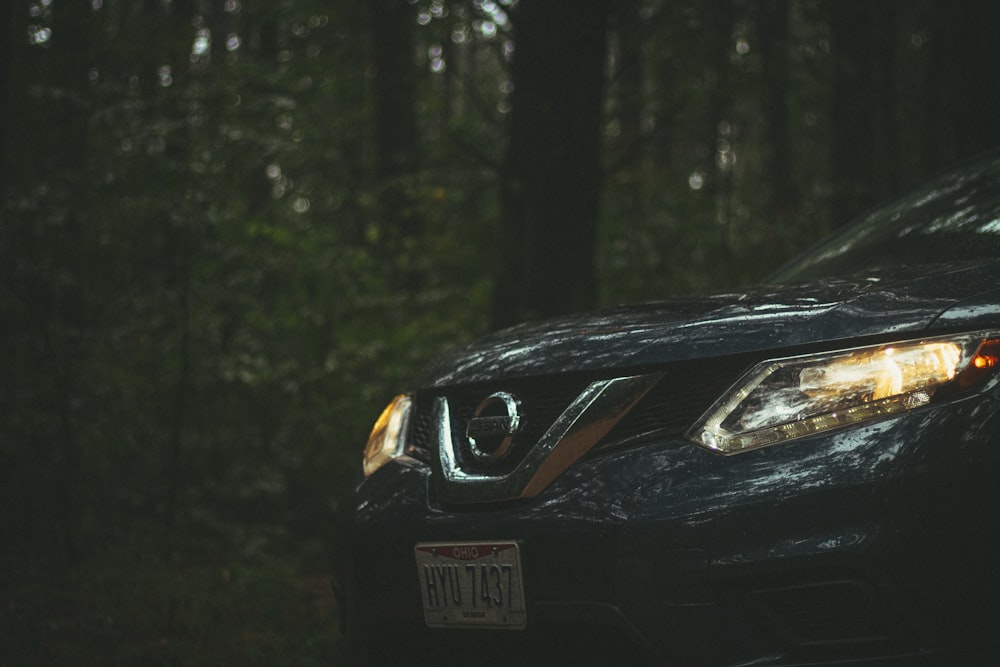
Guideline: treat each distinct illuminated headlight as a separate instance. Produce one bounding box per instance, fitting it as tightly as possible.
[363,394,413,477]
[687,334,1000,455]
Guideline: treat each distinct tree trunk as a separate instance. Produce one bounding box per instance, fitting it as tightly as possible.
[372,0,420,240]
[0,0,25,191]
[829,0,878,227]
[702,1,735,282]
[613,0,642,171]
[492,0,611,329]
[759,0,795,227]
[939,1,1000,163]
[870,0,898,196]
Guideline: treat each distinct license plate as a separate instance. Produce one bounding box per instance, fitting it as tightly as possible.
[414,541,527,629]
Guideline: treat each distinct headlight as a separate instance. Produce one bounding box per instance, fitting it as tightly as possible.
[363,394,413,477]
[688,334,1000,455]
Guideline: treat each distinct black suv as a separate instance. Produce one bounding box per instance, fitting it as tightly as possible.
[343,153,1000,665]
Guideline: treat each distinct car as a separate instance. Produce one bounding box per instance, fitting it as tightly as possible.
[341,152,1000,665]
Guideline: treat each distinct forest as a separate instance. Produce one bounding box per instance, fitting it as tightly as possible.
[3,0,1000,664]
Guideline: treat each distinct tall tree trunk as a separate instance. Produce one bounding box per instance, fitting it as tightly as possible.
[701,1,735,282]
[941,1,1000,163]
[372,0,420,240]
[760,0,795,228]
[609,0,646,290]
[45,1,94,173]
[922,1,949,171]
[0,0,26,191]
[31,0,98,561]
[613,0,643,171]
[492,0,611,329]
[205,0,230,64]
[829,0,878,227]
[870,0,898,196]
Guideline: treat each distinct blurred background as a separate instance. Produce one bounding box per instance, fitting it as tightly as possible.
[3,0,999,664]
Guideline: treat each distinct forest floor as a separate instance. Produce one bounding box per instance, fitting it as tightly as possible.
[1,541,345,666]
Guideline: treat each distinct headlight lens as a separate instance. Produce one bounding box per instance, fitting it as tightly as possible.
[688,334,1000,455]
[363,394,413,477]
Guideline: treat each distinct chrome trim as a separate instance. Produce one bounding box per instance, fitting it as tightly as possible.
[435,373,663,503]
[466,391,523,462]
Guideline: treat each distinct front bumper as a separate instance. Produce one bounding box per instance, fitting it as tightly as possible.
[344,395,1000,665]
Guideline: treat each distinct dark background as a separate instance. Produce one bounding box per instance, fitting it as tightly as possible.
[3,0,999,664]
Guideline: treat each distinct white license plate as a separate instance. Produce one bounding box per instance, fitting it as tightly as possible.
[414,541,527,629]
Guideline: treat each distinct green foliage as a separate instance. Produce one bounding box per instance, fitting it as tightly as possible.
[2,2,493,663]
[2,0,998,664]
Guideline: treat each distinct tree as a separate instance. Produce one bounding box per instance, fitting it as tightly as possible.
[6,1,1000,663]
[828,0,903,226]
[759,0,795,227]
[492,0,611,329]
[926,0,1000,165]
[372,0,421,242]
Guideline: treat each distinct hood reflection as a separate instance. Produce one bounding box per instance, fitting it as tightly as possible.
[422,263,1000,387]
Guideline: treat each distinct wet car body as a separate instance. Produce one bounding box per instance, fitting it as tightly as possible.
[344,155,1000,665]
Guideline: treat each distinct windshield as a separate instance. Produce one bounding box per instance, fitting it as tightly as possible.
[772,154,1000,283]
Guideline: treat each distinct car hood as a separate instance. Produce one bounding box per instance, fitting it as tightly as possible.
[420,263,1000,388]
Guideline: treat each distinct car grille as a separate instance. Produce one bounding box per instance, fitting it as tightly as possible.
[409,374,594,475]
[598,356,746,447]
[408,351,767,471]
